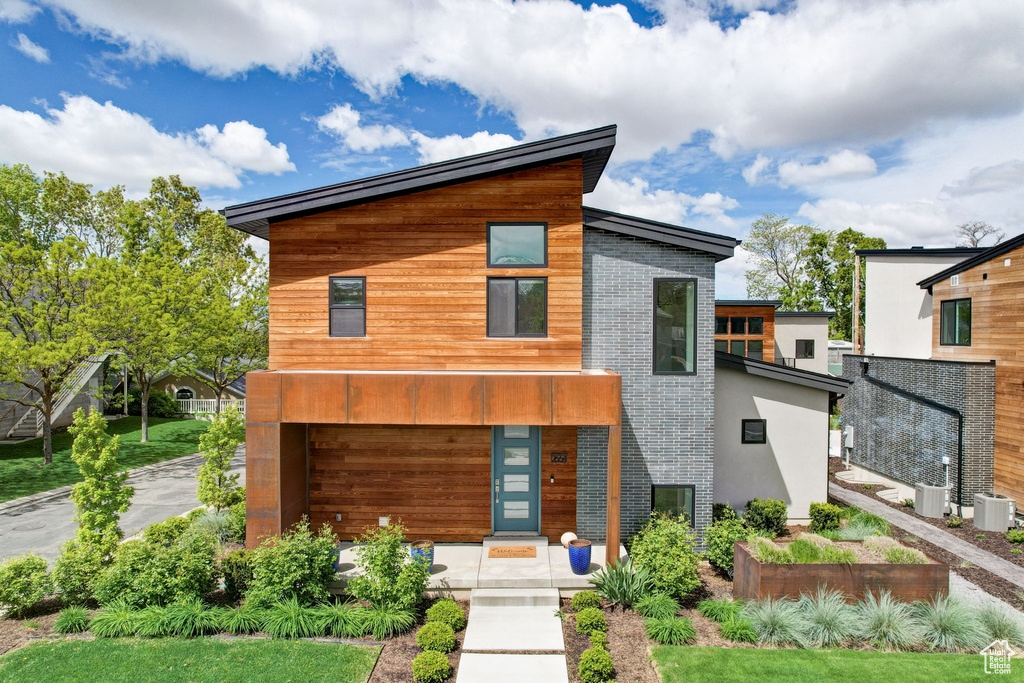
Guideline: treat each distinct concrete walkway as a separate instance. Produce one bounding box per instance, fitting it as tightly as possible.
[829,482,1024,588]
[0,448,245,563]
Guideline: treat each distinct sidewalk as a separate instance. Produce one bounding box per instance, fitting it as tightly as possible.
[829,482,1024,588]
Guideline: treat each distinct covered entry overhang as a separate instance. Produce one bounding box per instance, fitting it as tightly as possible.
[245,369,623,564]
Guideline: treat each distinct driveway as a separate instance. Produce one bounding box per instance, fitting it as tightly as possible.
[0,448,245,563]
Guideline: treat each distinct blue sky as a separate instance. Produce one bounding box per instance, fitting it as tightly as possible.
[1,0,1022,297]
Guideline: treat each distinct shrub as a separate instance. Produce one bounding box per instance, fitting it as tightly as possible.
[589,631,608,649]
[947,516,964,528]
[53,539,111,605]
[221,549,253,603]
[225,495,247,543]
[745,498,788,536]
[67,409,134,549]
[841,511,890,538]
[629,513,701,600]
[94,530,217,607]
[346,522,428,611]
[185,508,207,524]
[365,605,416,640]
[196,406,246,511]
[704,518,750,573]
[808,503,841,532]
[882,546,928,564]
[54,606,91,634]
[978,603,1024,647]
[855,591,919,651]
[315,602,368,638]
[220,603,264,635]
[262,596,319,639]
[901,498,915,508]
[416,622,457,653]
[720,617,758,643]
[143,517,192,547]
[165,596,221,637]
[587,558,653,608]
[748,537,793,564]
[712,503,738,523]
[89,599,140,638]
[575,607,608,636]
[644,616,696,645]
[578,646,614,683]
[741,598,807,647]
[135,605,172,637]
[425,598,466,632]
[797,588,858,648]
[246,517,338,607]
[914,596,986,653]
[697,597,742,623]
[636,593,680,620]
[570,590,602,612]
[193,510,231,544]
[412,650,451,683]
[0,553,53,618]
[1006,529,1024,544]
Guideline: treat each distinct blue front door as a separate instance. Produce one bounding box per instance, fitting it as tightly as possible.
[492,426,541,533]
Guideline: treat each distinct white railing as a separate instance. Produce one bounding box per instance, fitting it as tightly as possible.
[177,398,246,416]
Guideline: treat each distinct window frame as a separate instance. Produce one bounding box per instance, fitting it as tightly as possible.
[652,277,699,376]
[939,297,972,347]
[486,276,548,338]
[328,276,367,338]
[748,316,764,335]
[795,339,815,359]
[650,484,696,524]
[715,316,728,335]
[741,419,767,444]
[747,339,764,360]
[486,222,548,269]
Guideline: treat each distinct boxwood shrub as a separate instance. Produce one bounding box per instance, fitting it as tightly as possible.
[745,498,788,536]
[809,503,842,532]
[412,650,451,683]
[578,646,613,683]
[575,607,608,636]
[425,598,466,632]
[416,621,457,653]
[0,553,53,618]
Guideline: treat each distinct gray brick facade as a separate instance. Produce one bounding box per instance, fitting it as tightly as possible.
[841,354,995,505]
[577,228,716,541]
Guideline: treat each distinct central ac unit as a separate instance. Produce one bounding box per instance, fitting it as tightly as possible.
[915,483,950,518]
[974,493,1017,532]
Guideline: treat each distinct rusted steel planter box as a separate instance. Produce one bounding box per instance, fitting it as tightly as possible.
[732,541,948,603]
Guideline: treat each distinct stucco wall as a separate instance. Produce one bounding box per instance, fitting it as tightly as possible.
[152,374,243,400]
[774,315,829,374]
[713,366,830,522]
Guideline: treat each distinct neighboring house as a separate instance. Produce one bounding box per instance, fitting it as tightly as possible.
[714,300,781,361]
[857,247,984,358]
[224,126,847,557]
[151,371,246,414]
[827,340,854,376]
[774,311,833,374]
[0,359,106,440]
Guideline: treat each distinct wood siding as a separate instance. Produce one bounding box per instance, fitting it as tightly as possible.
[930,245,1024,502]
[308,424,576,542]
[715,305,776,362]
[268,160,584,372]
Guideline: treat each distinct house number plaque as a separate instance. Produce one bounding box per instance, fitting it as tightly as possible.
[550,453,567,463]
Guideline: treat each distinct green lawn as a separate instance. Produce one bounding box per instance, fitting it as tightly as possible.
[653,646,999,682]
[0,417,210,502]
[0,638,380,683]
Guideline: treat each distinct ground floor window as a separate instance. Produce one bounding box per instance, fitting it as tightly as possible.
[651,484,695,523]
[174,388,194,400]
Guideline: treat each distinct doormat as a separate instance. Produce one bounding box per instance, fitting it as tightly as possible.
[488,545,537,559]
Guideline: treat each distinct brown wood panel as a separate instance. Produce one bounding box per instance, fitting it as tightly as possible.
[246,371,281,423]
[714,304,776,362]
[268,160,584,372]
[606,423,622,565]
[348,374,417,424]
[552,373,622,425]
[280,372,347,423]
[414,374,484,425]
[245,421,308,547]
[541,426,578,540]
[483,375,552,425]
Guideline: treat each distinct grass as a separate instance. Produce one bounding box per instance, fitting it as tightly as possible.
[0,417,209,502]
[0,638,380,683]
[653,646,997,682]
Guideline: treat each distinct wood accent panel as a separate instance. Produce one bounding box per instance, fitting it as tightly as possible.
[606,422,622,565]
[269,161,584,371]
[541,427,577,540]
[929,245,1024,502]
[246,421,308,547]
[552,374,621,426]
[349,374,416,424]
[280,372,346,423]
[482,375,553,425]
[246,371,281,423]
[414,375,484,425]
[714,304,776,363]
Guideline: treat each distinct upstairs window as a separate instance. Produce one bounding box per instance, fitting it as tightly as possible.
[487,223,547,267]
[940,298,971,346]
[748,317,764,335]
[654,278,697,374]
[742,419,767,444]
[329,277,366,337]
[487,277,547,337]
[715,316,728,334]
[795,339,815,359]
[730,316,746,335]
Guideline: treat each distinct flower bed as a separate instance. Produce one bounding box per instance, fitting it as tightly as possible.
[732,540,948,603]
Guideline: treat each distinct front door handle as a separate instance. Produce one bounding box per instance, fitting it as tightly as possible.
[494,478,500,504]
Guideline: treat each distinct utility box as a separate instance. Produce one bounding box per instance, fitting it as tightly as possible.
[915,483,950,518]
[974,493,1016,532]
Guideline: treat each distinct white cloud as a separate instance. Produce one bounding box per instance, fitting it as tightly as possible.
[0,0,39,23]
[777,150,877,187]
[11,32,48,62]
[942,160,1024,197]
[316,103,409,152]
[35,0,1024,160]
[797,198,964,246]
[741,153,772,185]
[0,95,295,193]
[409,130,519,164]
[589,176,740,229]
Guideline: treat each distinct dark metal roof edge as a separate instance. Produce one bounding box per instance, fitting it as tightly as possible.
[844,353,995,367]
[775,311,835,318]
[715,300,783,308]
[918,231,1024,289]
[856,247,986,256]
[715,351,851,393]
[582,206,739,259]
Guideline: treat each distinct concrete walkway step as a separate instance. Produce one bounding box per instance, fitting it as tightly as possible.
[457,653,569,683]
[470,588,560,608]
[462,588,564,652]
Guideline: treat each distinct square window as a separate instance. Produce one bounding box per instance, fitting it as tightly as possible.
[730,339,745,356]
[747,340,763,360]
[742,419,766,444]
[748,317,763,335]
[730,316,746,335]
[940,298,971,346]
[487,277,547,337]
[654,279,697,374]
[487,223,547,267]
[328,277,365,337]
[795,339,815,359]
[715,316,728,334]
[714,339,728,353]
[651,485,695,524]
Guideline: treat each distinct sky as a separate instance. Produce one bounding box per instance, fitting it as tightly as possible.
[1,0,1022,297]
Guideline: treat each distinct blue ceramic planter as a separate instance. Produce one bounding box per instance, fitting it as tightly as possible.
[568,539,592,575]
[331,543,342,572]
[410,540,435,569]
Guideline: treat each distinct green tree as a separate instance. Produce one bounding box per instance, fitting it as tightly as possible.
[804,228,886,340]
[196,406,246,511]
[743,213,818,310]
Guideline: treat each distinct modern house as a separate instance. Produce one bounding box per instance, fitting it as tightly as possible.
[774,311,833,375]
[225,126,848,558]
[714,300,780,361]
[0,358,106,440]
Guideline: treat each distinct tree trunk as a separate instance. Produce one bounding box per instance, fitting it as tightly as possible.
[215,387,223,415]
[42,401,53,466]
[140,381,150,443]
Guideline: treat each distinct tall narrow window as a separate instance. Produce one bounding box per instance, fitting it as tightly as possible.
[653,278,697,374]
[940,298,971,346]
[795,339,815,359]
[329,277,366,337]
[487,223,547,267]
[487,277,547,337]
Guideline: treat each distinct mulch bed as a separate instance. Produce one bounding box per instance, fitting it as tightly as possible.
[367,599,466,683]
[0,598,61,658]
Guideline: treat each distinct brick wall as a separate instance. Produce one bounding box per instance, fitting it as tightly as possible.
[841,354,995,504]
[578,228,716,541]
